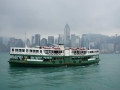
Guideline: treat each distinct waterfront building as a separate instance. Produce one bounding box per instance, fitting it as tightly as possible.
[76,36,80,47]
[41,38,47,46]
[55,37,58,45]
[58,34,64,44]
[107,43,114,52]
[35,34,40,46]
[100,42,108,53]
[26,39,30,47]
[81,34,90,49]
[48,36,54,46]
[15,39,24,47]
[9,38,15,47]
[31,36,35,46]
[71,34,76,47]
[64,23,70,47]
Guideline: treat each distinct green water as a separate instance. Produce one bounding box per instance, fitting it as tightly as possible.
[0,52,120,90]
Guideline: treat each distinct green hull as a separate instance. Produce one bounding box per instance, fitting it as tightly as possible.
[8,59,100,67]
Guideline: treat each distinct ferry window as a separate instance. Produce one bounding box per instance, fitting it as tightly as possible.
[12,49,14,52]
[49,50,52,53]
[40,50,42,53]
[33,50,35,53]
[54,51,58,53]
[19,49,21,52]
[72,57,75,60]
[30,50,32,52]
[74,51,76,53]
[77,51,79,54]
[60,51,62,53]
[72,51,74,53]
[22,49,25,52]
[15,49,18,52]
[52,50,53,53]
[46,50,49,54]
[44,50,48,54]
[36,50,39,53]
[26,49,28,52]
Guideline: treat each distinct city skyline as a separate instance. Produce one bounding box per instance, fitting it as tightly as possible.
[0,0,120,39]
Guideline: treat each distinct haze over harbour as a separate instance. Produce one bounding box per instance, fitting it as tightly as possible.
[0,0,120,39]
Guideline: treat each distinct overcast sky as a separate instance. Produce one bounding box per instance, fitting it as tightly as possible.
[0,0,120,39]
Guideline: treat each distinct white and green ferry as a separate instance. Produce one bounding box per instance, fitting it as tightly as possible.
[8,44,100,67]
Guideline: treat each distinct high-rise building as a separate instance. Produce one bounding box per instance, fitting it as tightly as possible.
[55,37,58,45]
[81,34,90,49]
[71,34,76,47]
[100,42,108,53]
[108,43,114,52]
[9,38,15,47]
[64,23,70,47]
[48,36,54,46]
[26,39,30,47]
[41,38,47,46]
[76,36,80,47]
[58,34,64,44]
[15,39,24,47]
[31,36,34,46]
[35,34,40,46]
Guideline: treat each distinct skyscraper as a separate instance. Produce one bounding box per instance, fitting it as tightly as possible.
[41,38,47,46]
[35,34,40,46]
[64,23,70,47]
[81,34,90,49]
[26,39,30,47]
[31,36,34,46]
[48,36,54,46]
[58,34,64,44]
[55,37,58,45]
[71,34,76,47]
[76,36,80,47]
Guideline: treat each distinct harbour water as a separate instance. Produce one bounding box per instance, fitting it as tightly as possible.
[0,52,120,90]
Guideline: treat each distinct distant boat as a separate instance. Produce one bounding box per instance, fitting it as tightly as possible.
[8,44,100,67]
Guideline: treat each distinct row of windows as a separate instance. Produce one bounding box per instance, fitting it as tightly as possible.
[72,57,91,60]
[72,51,87,54]
[72,51,99,54]
[12,49,42,53]
[44,50,64,54]
[88,51,99,53]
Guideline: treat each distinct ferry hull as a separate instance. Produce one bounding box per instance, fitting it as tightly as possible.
[8,59,100,67]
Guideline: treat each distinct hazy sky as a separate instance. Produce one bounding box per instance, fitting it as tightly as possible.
[0,0,120,39]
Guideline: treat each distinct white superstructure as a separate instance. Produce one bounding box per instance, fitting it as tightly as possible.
[10,44,99,56]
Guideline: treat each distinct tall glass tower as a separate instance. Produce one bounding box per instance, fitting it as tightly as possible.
[81,34,90,49]
[35,34,40,46]
[64,23,70,47]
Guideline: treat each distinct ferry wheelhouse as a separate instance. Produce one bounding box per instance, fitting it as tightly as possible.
[8,44,100,67]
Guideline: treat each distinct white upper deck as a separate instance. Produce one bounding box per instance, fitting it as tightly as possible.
[10,44,99,56]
